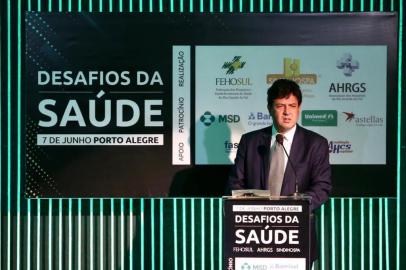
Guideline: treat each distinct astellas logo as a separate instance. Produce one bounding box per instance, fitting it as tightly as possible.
[200,111,240,127]
[329,141,353,154]
[342,112,384,126]
[267,58,317,85]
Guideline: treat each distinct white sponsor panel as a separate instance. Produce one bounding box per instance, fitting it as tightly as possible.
[235,257,306,270]
[232,205,303,212]
[172,46,191,164]
[37,134,164,145]
[195,46,387,165]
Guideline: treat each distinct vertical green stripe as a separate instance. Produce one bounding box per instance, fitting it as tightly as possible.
[58,199,62,270]
[17,0,22,268]
[182,199,187,270]
[159,199,164,270]
[330,0,333,11]
[396,1,403,270]
[201,199,205,270]
[260,0,263,12]
[129,199,133,270]
[59,0,62,11]
[289,0,293,12]
[109,0,112,11]
[218,199,222,270]
[250,0,253,12]
[110,199,115,270]
[171,0,174,12]
[379,0,383,11]
[191,199,195,270]
[341,198,345,270]
[210,0,213,12]
[310,0,314,12]
[173,199,178,270]
[269,0,273,12]
[361,198,365,270]
[151,199,155,270]
[139,0,143,12]
[69,0,72,11]
[320,0,324,12]
[90,199,94,270]
[149,0,153,12]
[99,0,103,12]
[331,199,336,270]
[28,0,32,10]
[100,199,104,270]
[349,198,353,270]
[78,199,82,270]
[300,0,303,12]
[210,198,214,270]
[69,199,73,270]
[37,199,41,270]
[201,0,204,12]
[190,0,193,12]
[119,0,123,11]
[384,198,390,270]
[78,0,82,11]
[350,0,353,11]
[320,204,325,269]
[180,0,184,12]
[27,200,32,270]
[7,2,12,270]
[121,199,124,270]
[340,0,344,11]
[279,0,283,11]
[361,0,365,11]
[369,198,373,270]
[379,199,383,270]
[89,0,93,11]
[229,0,233,12]
[370,0,374,11]
[141,198,145,270]
[48,199,53,270]
[129,0,133,12]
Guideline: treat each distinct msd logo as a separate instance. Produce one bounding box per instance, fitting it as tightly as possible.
[200,111,240,127]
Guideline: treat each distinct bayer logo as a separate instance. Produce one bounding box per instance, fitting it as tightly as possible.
[200,111,215,126]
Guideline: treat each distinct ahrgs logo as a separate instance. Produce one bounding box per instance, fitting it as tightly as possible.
[200,111,240,127]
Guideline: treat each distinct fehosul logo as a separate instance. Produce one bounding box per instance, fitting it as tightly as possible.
[302,110,337,126]
[222,56,246,75]
[336,53,359,77]
[267,58,317,85]
[200,111,215,126]
[341,112,384,127]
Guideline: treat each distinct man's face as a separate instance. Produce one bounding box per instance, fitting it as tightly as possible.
[268,94,301,133]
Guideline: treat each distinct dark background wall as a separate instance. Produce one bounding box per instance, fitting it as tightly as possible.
[1,0,405,269]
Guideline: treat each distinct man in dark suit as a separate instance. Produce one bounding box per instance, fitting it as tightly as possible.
[227,78,332,263]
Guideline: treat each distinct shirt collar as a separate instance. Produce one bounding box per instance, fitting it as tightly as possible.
[272,124,297,143]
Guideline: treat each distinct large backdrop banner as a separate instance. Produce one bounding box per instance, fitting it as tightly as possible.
[24,12,398,197]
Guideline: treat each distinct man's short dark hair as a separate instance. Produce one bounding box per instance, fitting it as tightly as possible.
[267,79,302,106]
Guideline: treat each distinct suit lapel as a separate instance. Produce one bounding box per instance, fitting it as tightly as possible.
[260,126,272,189]
[281,125,303,195]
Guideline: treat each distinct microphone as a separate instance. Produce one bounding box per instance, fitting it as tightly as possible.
[275,134,301,197]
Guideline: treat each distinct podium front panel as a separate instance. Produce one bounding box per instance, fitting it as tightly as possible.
[223,198,311,270]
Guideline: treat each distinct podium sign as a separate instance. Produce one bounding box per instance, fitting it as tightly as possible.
[223,197,311,270]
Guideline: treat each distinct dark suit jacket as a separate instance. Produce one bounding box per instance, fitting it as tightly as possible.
[227,124,332,262]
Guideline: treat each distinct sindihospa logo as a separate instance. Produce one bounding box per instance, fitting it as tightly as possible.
[267,58,317,85]
[222,56,246,75]
[341,112,384,127]
[302,110,337,126]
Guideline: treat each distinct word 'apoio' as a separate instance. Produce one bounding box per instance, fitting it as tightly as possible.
[39,99,163,127]
[37,70,163,86]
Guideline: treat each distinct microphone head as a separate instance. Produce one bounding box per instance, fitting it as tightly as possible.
[276,134,284,146]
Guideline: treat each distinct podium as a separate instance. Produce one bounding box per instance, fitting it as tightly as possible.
[223,194,311,270]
